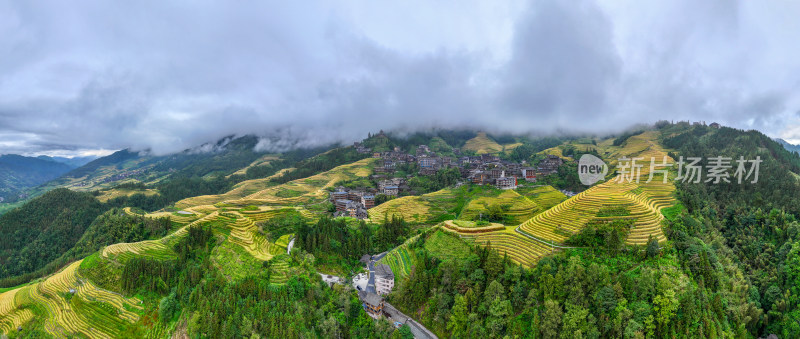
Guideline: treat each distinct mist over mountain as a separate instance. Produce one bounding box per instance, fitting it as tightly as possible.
[2,1,800,157]
[776,138,800,154]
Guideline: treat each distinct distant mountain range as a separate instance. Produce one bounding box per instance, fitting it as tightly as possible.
[776,138,800,154]
[0,154,92,201]
[38,155,99,168]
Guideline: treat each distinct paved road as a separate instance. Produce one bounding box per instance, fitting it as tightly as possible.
[383,303,438,339]
[365,252,388,293]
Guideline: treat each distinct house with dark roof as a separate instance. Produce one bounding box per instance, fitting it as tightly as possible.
[358,291,385,319]
[360,254,372,264]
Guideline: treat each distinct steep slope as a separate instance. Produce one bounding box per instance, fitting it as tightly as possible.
[0,189,104,282]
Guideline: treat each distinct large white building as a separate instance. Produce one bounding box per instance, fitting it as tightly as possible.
[375,264,395,295]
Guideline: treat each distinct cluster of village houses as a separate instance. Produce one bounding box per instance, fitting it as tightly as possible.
[333,141,565,219]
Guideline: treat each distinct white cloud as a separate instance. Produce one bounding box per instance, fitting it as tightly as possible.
[0,0,798,156]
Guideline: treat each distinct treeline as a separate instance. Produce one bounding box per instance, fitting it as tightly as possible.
[0,188,104,284]
[537,162,583,192]
[662,124,800,336]
[110,223,398,338]
[612,129,645,146]
[362,130,479,153]
[391,227,749,338]
[408,167,462,193]
[71,209,171,255]
[0,201,172,287]
[120,225,213,294]
[106,176,234,212]
[270,147,369,184]
[294,215,410,262]
[505,137,565,162]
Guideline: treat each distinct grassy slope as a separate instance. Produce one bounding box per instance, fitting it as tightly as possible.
[463,132,503,154]
[177,158,375,209]
[378,230,471,279]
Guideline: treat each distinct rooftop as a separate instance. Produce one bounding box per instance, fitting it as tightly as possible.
[375,264,394,279]
[358,291,384,306]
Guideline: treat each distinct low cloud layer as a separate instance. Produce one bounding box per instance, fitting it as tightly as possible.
[1,0,799,156]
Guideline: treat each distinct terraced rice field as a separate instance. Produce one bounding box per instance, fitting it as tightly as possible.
[463,132,503,154]
[458,190,540,225]
[442,220,505,233]
[516,186,567,210]
[275,234,294,248]
[239,207,307,222]
[101,240,174,263]
[378,235,421,279]
[423,230,471,259]
[102,212,223,262]
[517,179,672,245]
[0,288,33,334]
[0,261,143,338]
[227,154,280,177]
[240,159,375,206]
[96,188,158,203]
[502,142,523,153]
[370,186,564,225]
[223,212,285,261]
[442,226,555,268]
[268,256,291,284]
[368,196,431,223]
[518,131,677,246]
[368,188,468,224]
[175,168,293,209]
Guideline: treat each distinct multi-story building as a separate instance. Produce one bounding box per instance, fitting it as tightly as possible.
[495,176,517,190]
[521,167,537,182]
[361,195,375,209]
[382,186,399,196]
[335,199,352,212]
[330,189,348,203]
[418,156,437,169]
[375,264,395,295]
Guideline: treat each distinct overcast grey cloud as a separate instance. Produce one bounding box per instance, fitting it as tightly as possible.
[1,0,799,156]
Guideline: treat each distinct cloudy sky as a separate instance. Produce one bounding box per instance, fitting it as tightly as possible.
[1,0,799,156]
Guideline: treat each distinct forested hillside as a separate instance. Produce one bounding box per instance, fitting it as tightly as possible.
[0,189,104,283]
[662,124,800,335]
[3,125,800,338]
